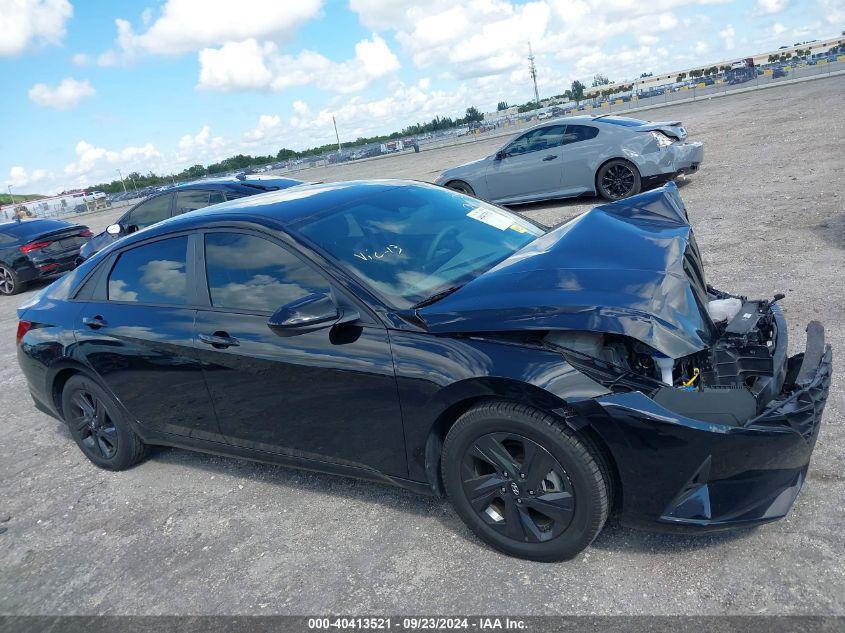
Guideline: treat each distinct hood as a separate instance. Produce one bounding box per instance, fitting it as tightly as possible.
[417,183,717,359]
[436,156,493,182]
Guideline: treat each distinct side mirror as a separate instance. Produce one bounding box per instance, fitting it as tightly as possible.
[267,292,359,337]
[495,150,506,160]
[106,223,122,235]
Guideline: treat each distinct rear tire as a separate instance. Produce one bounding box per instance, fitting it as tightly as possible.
[61,374,148,470]
[445,181,476,197]
[0,264,23,296]
[596,159,641,201]
[441,401,609,561]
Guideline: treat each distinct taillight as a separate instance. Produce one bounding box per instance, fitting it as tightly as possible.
[20,241,52,254]
[16,320,32,345]
[650,130,674,148]
[79,229,93,237]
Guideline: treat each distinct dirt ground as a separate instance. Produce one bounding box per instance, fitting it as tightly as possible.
[0,75,843,616]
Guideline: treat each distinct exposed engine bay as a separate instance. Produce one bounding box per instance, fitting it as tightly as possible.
[543,286,798,425]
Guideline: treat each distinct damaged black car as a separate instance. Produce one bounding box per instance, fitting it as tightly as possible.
[16,180,832,561]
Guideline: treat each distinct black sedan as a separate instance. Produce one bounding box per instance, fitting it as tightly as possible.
[77,175,306,262]
[0,218,92,295]
[15,181,831,560]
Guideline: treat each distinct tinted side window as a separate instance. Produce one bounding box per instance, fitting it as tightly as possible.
[562,125,599,144]
[126,194,173,231]
[108,236,189,305]
[175,190,211,215]
[204,233,329,312]
[505,125,567,156]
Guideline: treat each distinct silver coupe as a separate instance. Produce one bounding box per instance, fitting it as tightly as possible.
[435,115,703,203]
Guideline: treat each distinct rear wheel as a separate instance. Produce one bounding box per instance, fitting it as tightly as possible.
[445,181,476,197]
[596,159,641,201]
[441,401,610,561]
[0,265,23,296]
[61,374,148,470]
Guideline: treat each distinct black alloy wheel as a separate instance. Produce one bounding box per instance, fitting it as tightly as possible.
[68,389,119,460]
[0,265,20,296]
[461,432,575,542]
[61,374,148,470]
[597,159,641,201]
[442,401,610,561]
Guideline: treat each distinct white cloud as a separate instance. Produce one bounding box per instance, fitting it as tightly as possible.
[197,39,275,91]
[197,34,400,93]
[101,0,322,61]
[5,166,50,188]
[28,78,96,110]
[71,52,91,66]
[755,0,789,14]
[0,0,72,56]
[64,140,161,177]
[244,115,281,142]
[693,41,710,54]
[719,24,736,50]
[817,0,845,24]
[771,22,787,35]
[175,125,228,164]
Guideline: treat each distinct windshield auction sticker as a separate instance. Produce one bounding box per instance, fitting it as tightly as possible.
[467,207,513,230]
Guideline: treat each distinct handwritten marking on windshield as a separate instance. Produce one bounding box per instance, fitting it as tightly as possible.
[354,244,403,262]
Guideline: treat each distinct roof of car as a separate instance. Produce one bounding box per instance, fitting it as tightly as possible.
[158,175,305,193]
[115,180,428,243]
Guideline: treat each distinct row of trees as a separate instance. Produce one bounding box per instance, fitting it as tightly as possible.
[85,107,485,194]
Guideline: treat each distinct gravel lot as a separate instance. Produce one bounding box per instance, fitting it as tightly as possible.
[1,76,843,616]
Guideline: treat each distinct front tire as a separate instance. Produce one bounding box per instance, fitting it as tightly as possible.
[596,159,641,201]
[0,264,23,296]
[441,401,610,561]
[445,180,476,197]
[61,374,148,470]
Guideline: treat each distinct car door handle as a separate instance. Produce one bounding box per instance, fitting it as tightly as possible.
[198,332,240,349]
[542,155,558,161]
[82,316,107,329]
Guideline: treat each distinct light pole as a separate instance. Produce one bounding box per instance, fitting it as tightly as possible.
[116,169,127,193]
[6,185,14,205]
[332,115,342,152]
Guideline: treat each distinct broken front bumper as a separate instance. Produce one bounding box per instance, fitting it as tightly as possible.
[573,325,832,533]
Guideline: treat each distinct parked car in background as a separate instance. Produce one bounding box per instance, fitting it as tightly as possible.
[436,115,703,204]
[0,218,92,295]
[15,181,831,560]
[77,175,307,262]
[772,66,788,78]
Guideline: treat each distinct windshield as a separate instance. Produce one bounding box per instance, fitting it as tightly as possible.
[295,185,543,308]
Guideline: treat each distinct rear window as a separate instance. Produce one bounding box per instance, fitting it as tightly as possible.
[0,219,71,239]
[596,116,646,127]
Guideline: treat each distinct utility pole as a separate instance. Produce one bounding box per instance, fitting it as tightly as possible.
[116,169,127,193]
[332,116,342,152]
[528,41,540,105]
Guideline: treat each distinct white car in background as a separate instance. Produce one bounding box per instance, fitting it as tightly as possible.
[435,115,704,203]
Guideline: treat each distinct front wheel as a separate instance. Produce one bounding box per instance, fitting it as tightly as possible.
[441,401,610,561]
[445,180,476,197]
[596,159,641,201]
